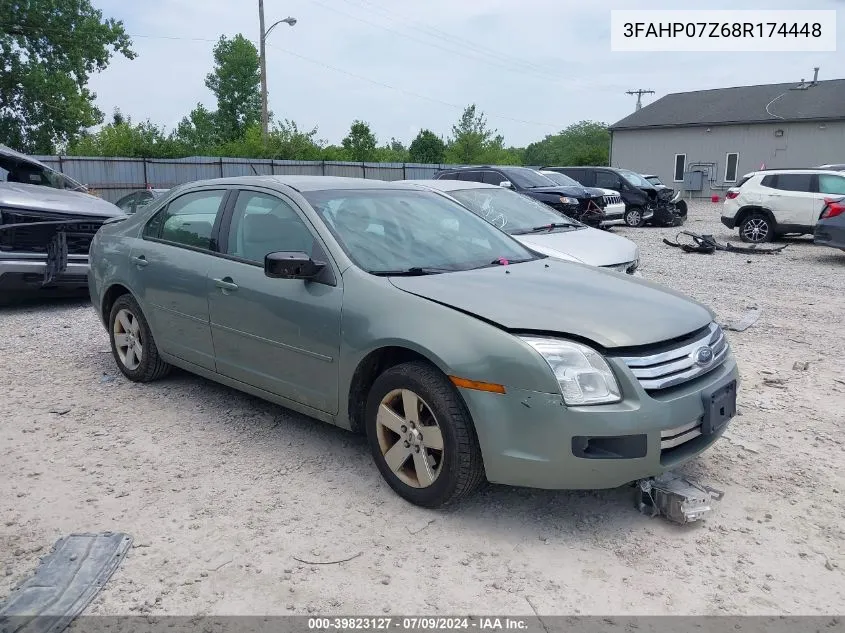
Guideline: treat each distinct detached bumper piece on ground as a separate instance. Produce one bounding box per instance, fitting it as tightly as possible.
[636,472,725,524]
[663,231,789,255]
[0,532,132,633]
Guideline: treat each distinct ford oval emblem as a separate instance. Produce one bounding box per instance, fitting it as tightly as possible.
[694,346,714,366]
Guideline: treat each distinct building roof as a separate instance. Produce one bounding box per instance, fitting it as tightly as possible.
[610,78,845,131]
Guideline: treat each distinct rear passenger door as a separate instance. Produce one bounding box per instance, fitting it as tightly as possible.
[565,169,594,186]
[132,188,229,371]
[206,188,342,414]
[767,173,818,229]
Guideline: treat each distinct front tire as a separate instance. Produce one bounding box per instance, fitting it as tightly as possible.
[739,213,773,243]
[108,294,171,382]
[365,361,485,508]
[624,207,646,227]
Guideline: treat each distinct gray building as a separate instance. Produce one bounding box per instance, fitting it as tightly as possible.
[609,77,845,198]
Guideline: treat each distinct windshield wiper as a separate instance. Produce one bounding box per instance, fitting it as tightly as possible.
[512,222,577,234]
[369,267,453,276]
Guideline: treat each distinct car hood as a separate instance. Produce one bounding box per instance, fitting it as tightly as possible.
[514,227,638,267]
[388,258,713,348]
[524,185,589,198]
[0,183,124,217]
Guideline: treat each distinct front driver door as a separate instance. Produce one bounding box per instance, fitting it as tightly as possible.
[207,188,342,414]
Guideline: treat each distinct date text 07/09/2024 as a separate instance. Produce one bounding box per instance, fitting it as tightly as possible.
[307,617,530,631]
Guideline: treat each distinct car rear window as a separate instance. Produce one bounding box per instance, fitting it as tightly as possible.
[737,174,754,187]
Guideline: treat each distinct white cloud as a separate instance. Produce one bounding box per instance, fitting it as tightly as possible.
[88,0,845,146]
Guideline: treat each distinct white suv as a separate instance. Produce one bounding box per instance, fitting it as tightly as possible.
[721,169,845,242]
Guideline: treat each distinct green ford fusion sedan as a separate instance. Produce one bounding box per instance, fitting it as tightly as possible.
[89,176,739,508]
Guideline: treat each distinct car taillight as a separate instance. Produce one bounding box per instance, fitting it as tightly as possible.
[725,190,740,200]
[821,197,845,219]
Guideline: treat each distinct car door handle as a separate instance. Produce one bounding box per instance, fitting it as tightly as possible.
[131,255,149,268]
[213,277,239,292]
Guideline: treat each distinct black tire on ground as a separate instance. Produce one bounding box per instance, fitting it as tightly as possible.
[676,200,688,218]
[624,207,646,227]
[108,293,171,382]
[739,212,774,243]
[365,361,486,508]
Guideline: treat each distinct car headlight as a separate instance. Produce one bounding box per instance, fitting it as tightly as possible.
[519,336,622,405]
[559,196,578,205]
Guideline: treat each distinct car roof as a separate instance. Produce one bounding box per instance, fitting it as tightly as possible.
[542,166,617,171]
[435,165,526,173]
[746,168,845,175]
[0,144,50,170]
[166,175,420,193]
[399,179,498,192]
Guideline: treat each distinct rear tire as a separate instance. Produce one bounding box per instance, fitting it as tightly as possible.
[624,207,646,227]
[108,294,171,382]
[739,212,774,243]
[365,361,485,508]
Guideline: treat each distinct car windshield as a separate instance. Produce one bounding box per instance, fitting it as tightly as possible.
[447,187,581,234]
[0,155,86,191]
[539,171,581,187]
[504,167,558,189]
[302,189,541,274]
[645,176,663,186]
[618,169,654,188]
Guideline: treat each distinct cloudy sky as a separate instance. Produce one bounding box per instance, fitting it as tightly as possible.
[88,0,844,147]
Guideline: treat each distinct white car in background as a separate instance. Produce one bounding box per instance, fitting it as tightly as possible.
[401,179,641,275]
[538,169,625,226]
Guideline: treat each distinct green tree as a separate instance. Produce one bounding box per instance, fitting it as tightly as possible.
[341,120,378,161]
[523,121,610,166]
[445,104,507,165]
[205,34,261,143]
[68,112,180,157]
[408,129,446,163]
[0,0,135,153]
[171,104,221,155]
[374,137,408,163]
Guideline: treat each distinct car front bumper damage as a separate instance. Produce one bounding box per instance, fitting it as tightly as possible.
[457,353,739,490]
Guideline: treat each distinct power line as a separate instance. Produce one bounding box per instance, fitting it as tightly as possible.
[331,0,565,81]
[0,22,564,130]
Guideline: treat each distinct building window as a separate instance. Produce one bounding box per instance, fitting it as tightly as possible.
[673,154,686,182]
[725,153,739,182]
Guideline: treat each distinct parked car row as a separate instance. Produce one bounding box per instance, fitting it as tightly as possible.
[88,174,739,508]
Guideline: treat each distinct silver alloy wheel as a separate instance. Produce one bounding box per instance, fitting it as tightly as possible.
[113,308,143,371]
[742,218,769,242]
[376,388,445,488]
[626,208,642,226]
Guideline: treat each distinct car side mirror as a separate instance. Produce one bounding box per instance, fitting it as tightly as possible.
[499,180,513,189]
[264,251,325,280]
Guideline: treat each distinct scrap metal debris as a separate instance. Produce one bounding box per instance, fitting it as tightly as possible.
[0,532,132,633]
[723,307,761,332]
[663,231,789,255]
[636,472,724,525]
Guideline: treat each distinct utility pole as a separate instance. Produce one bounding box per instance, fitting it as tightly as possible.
[258,1,297,144]
[626,89,655,111]
[259,0,268,144]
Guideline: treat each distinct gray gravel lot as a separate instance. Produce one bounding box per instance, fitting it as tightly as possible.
[1,200,844,615]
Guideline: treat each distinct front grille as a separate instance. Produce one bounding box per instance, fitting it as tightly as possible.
[0,210,108,255]
[603,194,622,205]
[616,322,728,391]
[660,420,702,450]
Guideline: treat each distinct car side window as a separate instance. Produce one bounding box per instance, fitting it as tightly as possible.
[569,169,594,186]
[773,173,813,192]
[144,190,226,250]
[226,191,325,264]
[818,174,845,195]
[595,171,620,189]
[457,170,484,183]
[115,192,137,213]
[760,175,777,188]
[482,171,504,185]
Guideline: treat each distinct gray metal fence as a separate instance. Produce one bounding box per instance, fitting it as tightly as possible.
[33,155,465,203]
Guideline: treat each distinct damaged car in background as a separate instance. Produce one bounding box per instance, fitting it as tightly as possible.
[0,145,126,297]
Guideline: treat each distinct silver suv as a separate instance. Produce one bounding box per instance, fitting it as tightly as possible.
[0,145,125,295]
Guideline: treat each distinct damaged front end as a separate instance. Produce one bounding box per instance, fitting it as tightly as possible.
[648,188,685,227]
[0,209,113,288]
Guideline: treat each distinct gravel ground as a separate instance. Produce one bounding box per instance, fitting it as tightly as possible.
[1,200,844,616]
